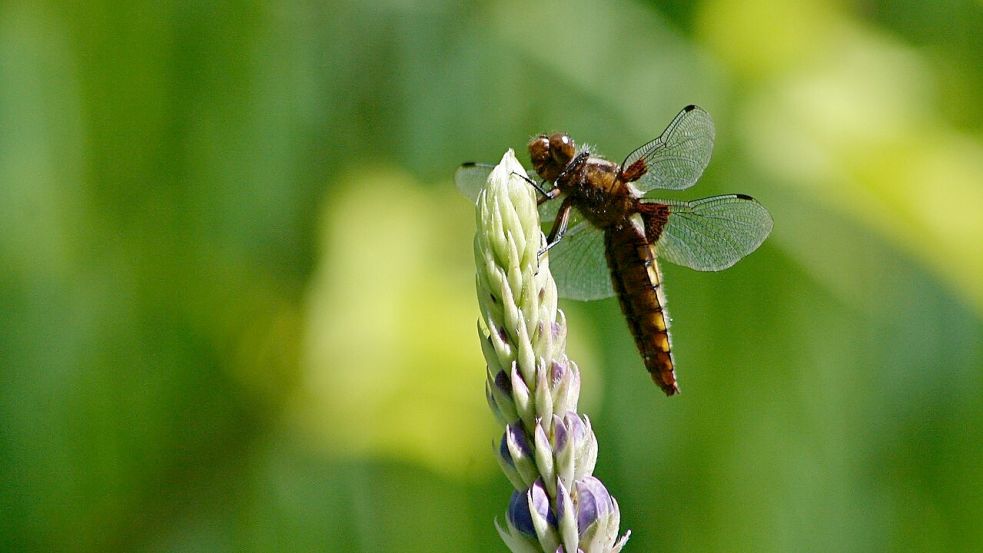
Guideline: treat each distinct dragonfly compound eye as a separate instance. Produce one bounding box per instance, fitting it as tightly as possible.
[549,133,576,165]
[528,135,554,179]
[528,135,550,166]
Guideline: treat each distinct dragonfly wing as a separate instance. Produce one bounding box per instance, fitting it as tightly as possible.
[455,162,558,220]
[546,219,614,301]
[454,162,495,203]
[654,194,773,271]
[537,193,565,223]
[621,105,715,193]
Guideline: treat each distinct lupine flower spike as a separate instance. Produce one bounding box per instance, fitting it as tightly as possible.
[473,150,630,553]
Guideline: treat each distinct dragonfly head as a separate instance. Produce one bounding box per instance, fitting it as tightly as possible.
[528,133,576,182]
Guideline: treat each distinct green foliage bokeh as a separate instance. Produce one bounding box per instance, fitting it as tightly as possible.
[2,1,982,552]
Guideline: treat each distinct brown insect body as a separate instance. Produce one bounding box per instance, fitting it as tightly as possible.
[529,133,679,395]
[458,105,771,396]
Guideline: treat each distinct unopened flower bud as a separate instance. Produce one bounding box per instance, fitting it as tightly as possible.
[507,479,559,552]
[576,477,630,553]
[552,412,597,490]
[555,478,578,553]
[501,423,537,489]
[475,151,629,552]
[549,357,580,415]
[533,420,555,493]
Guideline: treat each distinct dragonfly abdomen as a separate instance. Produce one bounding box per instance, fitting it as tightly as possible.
[604,222,679,395]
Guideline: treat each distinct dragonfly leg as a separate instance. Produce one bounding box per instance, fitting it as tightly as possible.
[539,196,575,257]
[511,171,557,203]
[536,185,561,205]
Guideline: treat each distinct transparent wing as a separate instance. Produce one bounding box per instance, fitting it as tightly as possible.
[454,162,496,203]
[537,194,565,223]
[546,219,614,301]
[538,200,585,243]
[455,162,560,221]
[653,194,773,271]
[620,105,715,193]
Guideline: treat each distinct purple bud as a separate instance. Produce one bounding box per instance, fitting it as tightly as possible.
[500,423,531,468]
[553,412,586,452]
[510,364,531,404]
[507,490,535,536]
[531,479,556,526]
[550,359,566,387]
[494,369,512,395]
[553,413,597,482]
[499,436,515,468]
[552,312,568,347]
[551,359,580,415]
[575,477,616,533]
[507,480,556,537]
[554,414,569,451]
[564,412,588,443]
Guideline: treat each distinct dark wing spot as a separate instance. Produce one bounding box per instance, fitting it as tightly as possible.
[621,159,649,182]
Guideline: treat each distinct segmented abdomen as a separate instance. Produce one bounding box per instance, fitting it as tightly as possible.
[604,221,678,395]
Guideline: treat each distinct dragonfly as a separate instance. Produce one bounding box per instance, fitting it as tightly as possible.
[455,105,773,395]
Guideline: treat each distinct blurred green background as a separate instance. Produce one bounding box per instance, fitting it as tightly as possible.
[2,0,982,551]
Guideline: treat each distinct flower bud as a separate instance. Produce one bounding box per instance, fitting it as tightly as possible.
[475,151,628,552]
[570,414,597,482]
[507,479,559,552]
[552,311,568,351]
[555,478,579,553]
[553,412,597,490]
[486,380,505,426]
[486,368,518,424]
[575,477,630,553]
[506,489,536,537]
[500,423,537,489]
[549,357,580,416]
[535,363,554,424]
[479,320,505,375]
[510,364,534,428]
[533,420,555,494]
[496,435,525,492]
